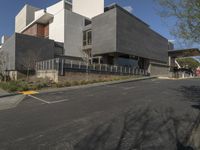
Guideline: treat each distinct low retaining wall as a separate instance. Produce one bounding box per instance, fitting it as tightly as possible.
[149,63,171,77]
[36,70,59,82]
[36,70,138,83]
[58,72,126,82]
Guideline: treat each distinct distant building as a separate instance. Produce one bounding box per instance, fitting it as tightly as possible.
[1,0,172,79]
[196,67,200,76]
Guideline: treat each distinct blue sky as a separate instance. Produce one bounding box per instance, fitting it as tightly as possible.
[0,0,180,48]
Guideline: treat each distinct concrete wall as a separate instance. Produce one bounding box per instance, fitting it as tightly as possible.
[92,8,117,55]
[47,0,85,58]
[72,0,104,19]
[117,7,168,63]
[149,63,170,76]
[64,10,85,57]
[1,33,55,72]
[92,6,169,63]
[15,33,55,71]
[37,70,58,82]
[1,34,16,70]
[47,1,65,43]
[15,5,40,33]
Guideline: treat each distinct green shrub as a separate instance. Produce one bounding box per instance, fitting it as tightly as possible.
[71,81,79,86]
[0,81,29,92]
[80,80,89,85]
[65,81,71,87]
[56,83,64,88]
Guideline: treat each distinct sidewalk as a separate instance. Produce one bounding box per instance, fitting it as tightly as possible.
[0,88,26,111]
[0,89,8,96]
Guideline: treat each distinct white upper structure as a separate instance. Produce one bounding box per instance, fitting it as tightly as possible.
[15,4,40,32]
[1,35,9,44]
[72,0,104,19]
[14,0,92,58]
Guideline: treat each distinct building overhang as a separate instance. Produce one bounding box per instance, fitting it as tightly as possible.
[168,48,200,58]
[20,11,54,33]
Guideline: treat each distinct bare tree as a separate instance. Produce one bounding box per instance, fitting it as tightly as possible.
[0,51,9,81]
[20,50,40,80]
[80,49,91,81]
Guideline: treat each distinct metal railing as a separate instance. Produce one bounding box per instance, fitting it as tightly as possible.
[36,58,148,76]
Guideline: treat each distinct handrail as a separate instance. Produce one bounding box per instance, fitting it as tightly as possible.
[36,58,148,76]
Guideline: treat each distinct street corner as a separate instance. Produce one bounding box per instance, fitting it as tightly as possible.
[0,94,26,111]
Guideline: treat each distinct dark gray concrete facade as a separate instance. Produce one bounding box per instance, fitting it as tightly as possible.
[1,33,55,71]
[92,8,117,55]
[92,5,169,63]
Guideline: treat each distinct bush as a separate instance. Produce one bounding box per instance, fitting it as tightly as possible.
[0,81,29,92]
[65,81,72,87]
[71,81,79,86]
[80,80,89,85]
[55,83,64,88]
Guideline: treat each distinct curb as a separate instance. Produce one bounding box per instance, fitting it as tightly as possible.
[0,76,157,97]
[39,76,157,94]
[0,93,21,99]
[158,77,200,80]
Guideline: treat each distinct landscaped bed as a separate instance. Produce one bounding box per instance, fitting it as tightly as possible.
[0,76,139,92]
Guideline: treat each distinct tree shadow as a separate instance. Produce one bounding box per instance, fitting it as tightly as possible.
[74,106,195,150]
[179,85,200,110]
[177,140,194,150]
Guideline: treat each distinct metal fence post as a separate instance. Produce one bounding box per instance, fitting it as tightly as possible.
[78,62,81,69]
[93,64,95,70]
[61,59,64,76]
[52,59,54,70]
[56,58,60,71]
[71,61,73,68]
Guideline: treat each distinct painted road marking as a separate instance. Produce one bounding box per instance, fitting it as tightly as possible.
[123,86,136,90]
[28,95,50,104]
[19,91,38,95]
[28,95,69,104]
[50,99,69,104]
[105,85,117,88]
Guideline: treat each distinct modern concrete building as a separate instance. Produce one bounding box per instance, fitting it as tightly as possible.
[0,0,173,79]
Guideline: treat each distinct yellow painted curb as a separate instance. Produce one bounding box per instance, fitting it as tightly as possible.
[19,91,39,95]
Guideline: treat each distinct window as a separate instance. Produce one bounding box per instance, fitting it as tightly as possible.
[83,30,92,46]
[85,19,91,26]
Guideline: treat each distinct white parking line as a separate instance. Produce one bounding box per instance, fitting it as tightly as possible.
[28,95,69,104]
[105,85,117,88]
[123,86,136,90]
[28,95,51,104]
[50,99,69,104]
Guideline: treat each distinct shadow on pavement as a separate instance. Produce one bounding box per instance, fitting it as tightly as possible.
[74,106,195,150]
[179,85,200,110]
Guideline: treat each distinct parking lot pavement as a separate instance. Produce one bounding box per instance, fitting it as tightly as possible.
[0,78,199,149]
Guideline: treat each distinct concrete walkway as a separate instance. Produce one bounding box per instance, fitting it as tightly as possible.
[0,89,8,96]
[0,89,25,111]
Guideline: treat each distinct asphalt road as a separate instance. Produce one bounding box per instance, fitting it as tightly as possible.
[0,79,200,150]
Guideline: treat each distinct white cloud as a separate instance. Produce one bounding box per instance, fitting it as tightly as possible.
[123,6,133,13]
